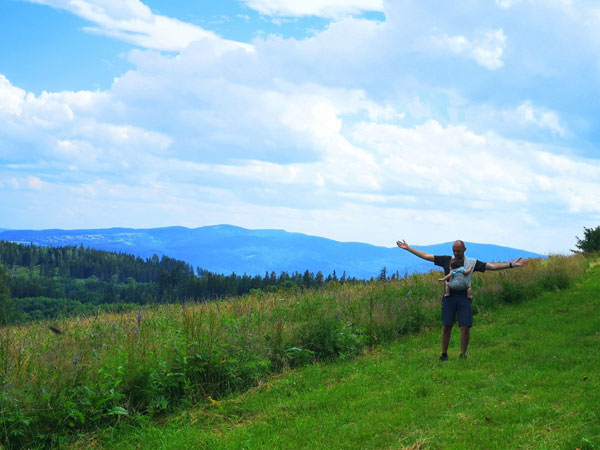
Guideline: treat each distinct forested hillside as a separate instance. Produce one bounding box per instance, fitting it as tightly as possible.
[0,241,366,324]
[0,226,545,279]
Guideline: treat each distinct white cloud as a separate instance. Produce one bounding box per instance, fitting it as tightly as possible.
[431,28,507,70]
[242,0,384,18]
[27,176,46,190]
[0,76,172,174]
[517,101,566,136]
[5,0,600,255]
[27,0,252,52]
[496,0,575,12]
[462,101,569,139]
[1,75,110,127]
[3,176,46,191]
[496,0,522,8]
[0,75,26,116]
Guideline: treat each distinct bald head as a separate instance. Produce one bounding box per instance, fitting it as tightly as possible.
[452,240,466,260]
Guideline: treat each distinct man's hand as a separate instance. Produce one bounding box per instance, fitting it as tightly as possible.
[396,240,409,250]
[511,257,528,268]
[486,257,530,271]
[396,239,435,262]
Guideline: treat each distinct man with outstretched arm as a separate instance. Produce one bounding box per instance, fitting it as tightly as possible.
[396,239,528,361]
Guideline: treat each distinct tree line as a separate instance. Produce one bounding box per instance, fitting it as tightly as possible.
[2,224,598,325]
[0,241,398,325]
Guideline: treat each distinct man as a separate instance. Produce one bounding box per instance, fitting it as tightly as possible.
[396,239,528,361]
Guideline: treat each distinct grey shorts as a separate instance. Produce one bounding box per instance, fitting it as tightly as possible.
[441,291,473,327]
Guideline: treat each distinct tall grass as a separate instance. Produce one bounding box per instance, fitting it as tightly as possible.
[0,254,588,448]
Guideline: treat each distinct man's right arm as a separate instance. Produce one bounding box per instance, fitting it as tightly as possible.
[396,240,435,262]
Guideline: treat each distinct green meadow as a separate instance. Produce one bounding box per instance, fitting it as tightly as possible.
[1,255,597,449]
[88,260,600,450]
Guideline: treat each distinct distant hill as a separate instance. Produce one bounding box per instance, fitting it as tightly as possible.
[0,225,544,279]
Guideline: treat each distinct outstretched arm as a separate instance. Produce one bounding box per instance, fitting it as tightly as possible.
[485,257,528,271]
[396,240,435,262]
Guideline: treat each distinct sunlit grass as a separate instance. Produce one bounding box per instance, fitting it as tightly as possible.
[90,259,600,450]
[0,254,589,448]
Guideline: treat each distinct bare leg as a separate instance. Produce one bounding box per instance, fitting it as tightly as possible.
[442,325,452,354]
[444,284,450,297]
[460,326,470,356]
[467,286,472,299]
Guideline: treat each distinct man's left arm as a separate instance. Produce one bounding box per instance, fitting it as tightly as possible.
[485,257,528,271]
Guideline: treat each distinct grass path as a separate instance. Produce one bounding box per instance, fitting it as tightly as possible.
[87,265,600,449]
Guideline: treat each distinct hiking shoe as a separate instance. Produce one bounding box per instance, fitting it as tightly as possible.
[439,353,448,362]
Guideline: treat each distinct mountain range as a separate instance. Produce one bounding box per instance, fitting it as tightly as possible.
[0,225,544,279]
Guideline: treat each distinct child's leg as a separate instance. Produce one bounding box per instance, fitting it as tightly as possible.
[444,283,450,297]
[467,286,472,299]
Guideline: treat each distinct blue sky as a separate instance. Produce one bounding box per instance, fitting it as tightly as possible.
[1,0,599,254]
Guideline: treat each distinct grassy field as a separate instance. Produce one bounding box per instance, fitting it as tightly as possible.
[79,261,600,449]
[0,255,592,448]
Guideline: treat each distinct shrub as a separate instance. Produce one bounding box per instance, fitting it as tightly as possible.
[284,347,315,367]
[299,317,365,360]
[574,225,600,254]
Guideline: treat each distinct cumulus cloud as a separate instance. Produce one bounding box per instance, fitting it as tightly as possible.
[517,101,566,136]
[347,119,600,212]
[0,75,26,116]
[0,75,171,175]
[431,28,507,70]
[4,0,600,254]
[242,0,384,18]
[461,101,568,140]
[27,0,251,52]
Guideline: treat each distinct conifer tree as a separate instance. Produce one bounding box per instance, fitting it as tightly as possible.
[0,265,17,325]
